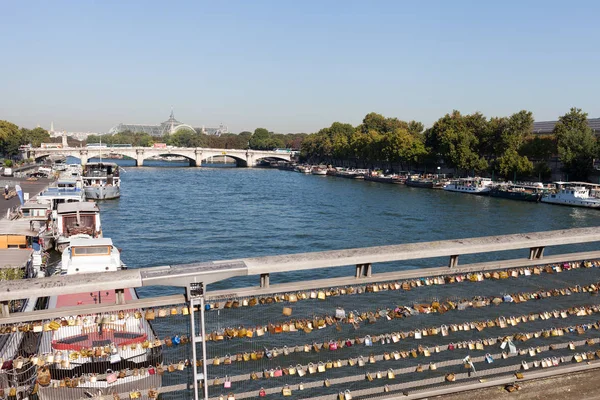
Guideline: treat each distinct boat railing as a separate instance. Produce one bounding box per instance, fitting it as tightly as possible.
[1,228,600,399]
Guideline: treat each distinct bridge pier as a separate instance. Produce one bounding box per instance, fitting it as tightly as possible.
[245,152,255,168]
[136,149,144,167]
[79,150,88,166]
[193,150,203,167]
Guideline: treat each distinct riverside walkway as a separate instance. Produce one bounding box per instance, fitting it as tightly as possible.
[1,227,600,399]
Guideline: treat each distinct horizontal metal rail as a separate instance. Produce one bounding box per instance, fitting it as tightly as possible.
[0,294,185,324]
[1,227,600,303]
[205,250,600,300]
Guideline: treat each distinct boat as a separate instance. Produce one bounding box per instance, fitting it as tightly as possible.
[311,166,328,175]
[364,171,405,184]
[35,183,86,211]
[296,165,311,174]
[19,200,54,251]
[490,183,546,202]
[54,202,102,252]
[82,163,121,200]
[541,182,600,208]
[443,177,494,195]
[405,175,434,189]
[335,169,366,179]
[39,238,162,399]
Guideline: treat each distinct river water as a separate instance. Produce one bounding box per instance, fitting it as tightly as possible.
[87,161,600,298]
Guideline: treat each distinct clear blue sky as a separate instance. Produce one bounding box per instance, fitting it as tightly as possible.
[1,0,598,134]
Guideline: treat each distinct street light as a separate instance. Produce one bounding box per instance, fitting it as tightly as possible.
[437,166,441,178]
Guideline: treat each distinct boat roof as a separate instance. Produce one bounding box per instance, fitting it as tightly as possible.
[57,178,78,184]
[0,249,32,269]
[57,202,99,214]
[50,288,135,309]
[0,219,39,236]
[554,181,600,187]
[70,237,113,247]
[21,201,51,210]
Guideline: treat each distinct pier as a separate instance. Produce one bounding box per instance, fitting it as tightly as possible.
[2,228,600,399]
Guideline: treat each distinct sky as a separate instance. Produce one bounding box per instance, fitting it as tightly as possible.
[1,0,599,134]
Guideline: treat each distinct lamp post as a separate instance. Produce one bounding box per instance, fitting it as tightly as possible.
[437,166,441,179]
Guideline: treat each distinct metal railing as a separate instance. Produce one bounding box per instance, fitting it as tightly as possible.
[1,227,600,399]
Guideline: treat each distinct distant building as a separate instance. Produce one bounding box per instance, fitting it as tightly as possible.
[532,117,600,136]
[107,110,228,137]
[48,122,99,141]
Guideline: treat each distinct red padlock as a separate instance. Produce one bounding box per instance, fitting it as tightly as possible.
[259,388,266,397]
[345,339,352,347]
[329,341,338,351]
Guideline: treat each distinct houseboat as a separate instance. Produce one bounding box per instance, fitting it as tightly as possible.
[82,163,121,200]
[39,238,162,399]
[541,182,600,209]
[311,166,328,175]
[443,177,494,195]
[54,202,102,252]
[490,182,546,202]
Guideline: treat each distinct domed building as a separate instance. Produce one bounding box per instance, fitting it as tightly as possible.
[108,110,228,137]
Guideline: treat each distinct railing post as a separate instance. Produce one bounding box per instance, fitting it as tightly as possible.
[0,301,9,317]
[115,289,125,305]
[529,246,545,260]
[355,263,372,278]
[260,273,270,288]
[188,283,208,400]
[448,255,459,268]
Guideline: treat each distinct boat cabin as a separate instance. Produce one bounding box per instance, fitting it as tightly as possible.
[62,238,121,275]
[56,202,101,238]
[83,162,120,187]
[20,200,51,220]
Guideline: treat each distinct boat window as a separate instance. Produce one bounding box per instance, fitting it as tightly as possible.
[72,246,110,256]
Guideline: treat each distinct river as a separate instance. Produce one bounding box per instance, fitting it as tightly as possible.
[83,160,600,298]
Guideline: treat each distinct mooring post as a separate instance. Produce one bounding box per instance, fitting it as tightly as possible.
[355,263,372,278]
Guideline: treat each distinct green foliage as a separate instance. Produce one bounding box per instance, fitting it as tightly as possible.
[4,159,13,167]
[520,136,557,160]
[248,128,286,150]
[0,268,24,281]
[554,107,596,181]
[427,111,488,173]
[168,129,206,147]
[533,162,552,181]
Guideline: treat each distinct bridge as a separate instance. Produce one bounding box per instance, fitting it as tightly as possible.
[2,227,600,400]
[27,146,293,167]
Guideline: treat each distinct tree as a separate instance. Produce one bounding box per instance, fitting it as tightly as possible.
[0,121,21,156]
[249,128,271,150]
[554,107,596,181]
[20,127,50,147]
[427,111,488,173]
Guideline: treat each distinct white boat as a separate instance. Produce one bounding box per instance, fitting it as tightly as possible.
[54,202,102,252]
[443,177,493,195]
[296,165,312,174]
[39,238,162,398]
[541,182,600,208]
[311,166,328,175]
[82,163,121,200]
[36,180,86,209]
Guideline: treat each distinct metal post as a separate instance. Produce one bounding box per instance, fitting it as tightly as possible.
[188,289,199,400]
[260,273,270,288]
[200,296,209,400]
[449,255,459,268]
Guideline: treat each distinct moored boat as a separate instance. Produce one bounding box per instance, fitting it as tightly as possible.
[54,202,102,252]
[82,163,121,200]
[490,183,546,202]
[39,238,162,399]
[443,177,493,195]
[541,182,600,208]
[311,166,328,175]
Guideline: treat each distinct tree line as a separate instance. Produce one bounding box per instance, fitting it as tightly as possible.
[301,108,598,181]
[86,128,307,151]
[0,120,51,157]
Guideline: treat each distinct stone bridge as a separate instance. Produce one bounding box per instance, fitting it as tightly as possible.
[28,146,293,167]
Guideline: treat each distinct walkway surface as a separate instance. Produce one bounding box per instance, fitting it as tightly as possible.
[433,369,600,400]
[0,177,53,219]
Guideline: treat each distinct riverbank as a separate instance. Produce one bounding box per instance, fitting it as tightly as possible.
[0,177,53,219]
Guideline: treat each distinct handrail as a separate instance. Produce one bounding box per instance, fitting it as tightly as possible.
[1,227,600,302]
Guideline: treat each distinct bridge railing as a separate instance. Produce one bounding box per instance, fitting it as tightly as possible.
[2,228,600,399]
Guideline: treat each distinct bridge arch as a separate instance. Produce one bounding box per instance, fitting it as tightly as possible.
[142,152,198,167]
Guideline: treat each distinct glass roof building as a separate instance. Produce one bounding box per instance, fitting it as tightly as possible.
[532,117,600,136]
[108,111,228,137]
